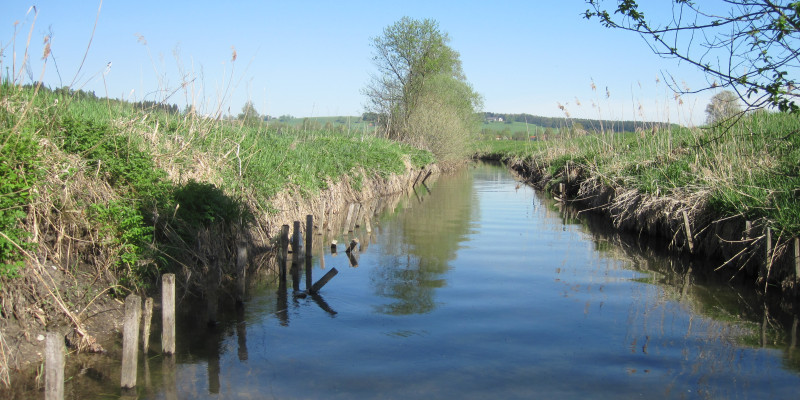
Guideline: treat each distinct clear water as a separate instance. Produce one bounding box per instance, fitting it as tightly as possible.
[33,162,800,399]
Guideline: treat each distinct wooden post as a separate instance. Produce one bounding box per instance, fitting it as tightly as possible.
[763,227,773,281]
[121,294,142,389]
[794,237,800,282]
[682,210,694,253]
[310,268,339,293]
[345,239,359,253]
[330,240,338,255]
[421,170,432,185]
[45,332,64,400]
[280,224,290,278]
[142,297,153,354]
[292,220,302,260]
[305,216,314,291]
[207,256,220,325]
[236,232,248,304]
[306,215,314,258]
[347,250,359,268]
[162,274,176,355]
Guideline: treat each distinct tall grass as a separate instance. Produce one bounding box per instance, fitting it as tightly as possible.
[481,109,800,237]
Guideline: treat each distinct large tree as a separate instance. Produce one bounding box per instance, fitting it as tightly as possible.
[363,17,482,161]
[705,90,742,125]
[584,1,800,113]
[237,100,261,125]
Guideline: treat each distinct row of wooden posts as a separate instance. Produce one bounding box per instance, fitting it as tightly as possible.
[45,213,352,399]
[46,273,176,399]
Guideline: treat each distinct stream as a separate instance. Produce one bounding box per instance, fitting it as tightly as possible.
[50,162,800,398]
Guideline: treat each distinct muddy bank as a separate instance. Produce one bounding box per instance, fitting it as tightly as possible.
[504,157,800,301]
[0,162,438,392]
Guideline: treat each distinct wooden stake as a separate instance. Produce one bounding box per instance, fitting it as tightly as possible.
[682,210,694,253]
[142,297,153,354]
[306,215,314,258]
[794,237,799,282]
[162,274,176,355]
[45,332,64,400]
[292,220,302,259]
[121,294,142,389]
[330,240,338,255]
[764,227,773,281]
[310,268,339,293]
[345,238,359,253]
[280,225,290,277]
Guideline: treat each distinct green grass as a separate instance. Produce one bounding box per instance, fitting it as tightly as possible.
[0,83,435,291]
[478,110,800,237]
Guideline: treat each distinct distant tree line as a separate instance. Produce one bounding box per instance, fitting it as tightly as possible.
[483,112,671,133]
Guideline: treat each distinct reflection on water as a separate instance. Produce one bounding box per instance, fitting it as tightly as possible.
[371,170,474,315]
[10,162,800,399]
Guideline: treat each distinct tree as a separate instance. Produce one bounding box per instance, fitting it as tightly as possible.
[363,17,483,161]
[705,90,743,125]
[237,101,261,125]
[585,1,800,113]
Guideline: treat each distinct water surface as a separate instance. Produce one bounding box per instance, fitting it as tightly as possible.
[65,162,800,398]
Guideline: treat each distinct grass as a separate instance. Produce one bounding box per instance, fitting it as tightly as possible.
[0,81,434,292]
[477,110,800,237]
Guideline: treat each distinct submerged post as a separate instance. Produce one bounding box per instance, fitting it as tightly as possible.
[311,267,339,293]
[45,332,64,400]
[121,294,142,389]
[293,220,302,260]
[162,273,176,355]
[306,215,314,258]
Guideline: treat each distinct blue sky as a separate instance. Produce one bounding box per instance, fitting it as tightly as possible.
[3,1,716,125]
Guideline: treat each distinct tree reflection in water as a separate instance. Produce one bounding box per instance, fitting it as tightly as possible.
[371,169,475,315]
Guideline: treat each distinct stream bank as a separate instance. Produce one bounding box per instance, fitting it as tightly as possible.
[0,162,438,394]
[503,157,800,302]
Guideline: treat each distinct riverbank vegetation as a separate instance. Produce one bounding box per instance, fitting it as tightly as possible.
[477,108,800,246]
[0,79,434,380]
